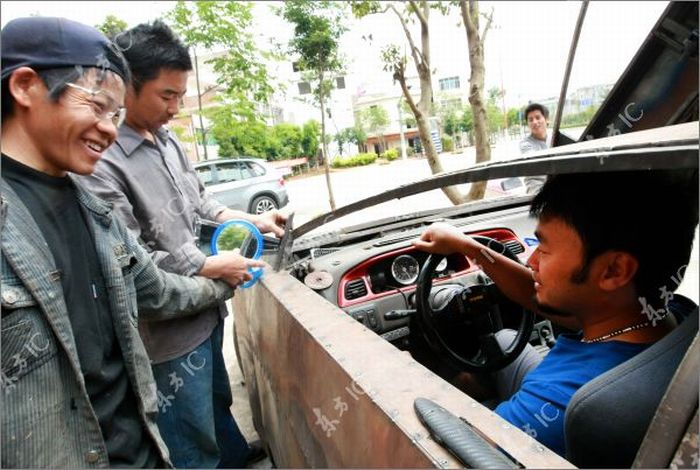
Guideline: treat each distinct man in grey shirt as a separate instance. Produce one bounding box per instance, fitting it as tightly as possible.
[80,21,285,468]
[520,103,550,194]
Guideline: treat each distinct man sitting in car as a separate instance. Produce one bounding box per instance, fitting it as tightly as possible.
[413,169,698,456]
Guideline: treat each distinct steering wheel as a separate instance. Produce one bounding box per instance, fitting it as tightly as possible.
[413,236,534,373]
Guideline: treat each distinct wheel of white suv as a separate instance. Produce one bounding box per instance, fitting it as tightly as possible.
[252,195,277,214]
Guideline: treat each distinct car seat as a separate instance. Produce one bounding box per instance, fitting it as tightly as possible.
[564,297,698,468]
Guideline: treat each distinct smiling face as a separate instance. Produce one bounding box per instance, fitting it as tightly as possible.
[527,109,548,141]
[124,68,188,134]
[7,67,126,176]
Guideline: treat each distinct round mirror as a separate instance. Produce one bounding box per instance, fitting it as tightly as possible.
[210,220,264,288]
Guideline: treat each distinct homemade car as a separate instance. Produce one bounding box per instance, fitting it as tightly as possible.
[231,3,698,468]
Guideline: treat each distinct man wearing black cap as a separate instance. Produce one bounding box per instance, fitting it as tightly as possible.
[0,17,258,468]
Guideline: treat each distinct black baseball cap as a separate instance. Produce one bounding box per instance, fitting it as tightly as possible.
[1,16,130,82]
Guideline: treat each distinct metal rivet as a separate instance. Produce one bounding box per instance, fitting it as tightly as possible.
[2,289,18,304]
[85,449,100,463]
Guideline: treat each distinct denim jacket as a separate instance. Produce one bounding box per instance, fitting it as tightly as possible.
[0,178,234,468]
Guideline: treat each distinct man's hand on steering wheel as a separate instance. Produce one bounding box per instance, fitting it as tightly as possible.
[412,222,469,255]
[412,222,534,373]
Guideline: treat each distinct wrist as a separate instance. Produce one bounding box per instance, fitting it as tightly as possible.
[461,237,481,258]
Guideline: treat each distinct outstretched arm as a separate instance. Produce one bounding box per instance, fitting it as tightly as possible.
[413,223,538,312]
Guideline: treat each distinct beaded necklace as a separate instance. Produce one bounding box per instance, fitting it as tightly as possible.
[582,318,660,343]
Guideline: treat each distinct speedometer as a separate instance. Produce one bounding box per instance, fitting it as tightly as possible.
[391,254,420,285]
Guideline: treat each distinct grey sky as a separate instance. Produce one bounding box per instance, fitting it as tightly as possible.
[1,1,668,108]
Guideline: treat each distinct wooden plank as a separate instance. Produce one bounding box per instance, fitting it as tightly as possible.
[233,270,574,468]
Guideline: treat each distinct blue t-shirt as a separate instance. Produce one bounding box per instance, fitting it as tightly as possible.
[495,334,648,457]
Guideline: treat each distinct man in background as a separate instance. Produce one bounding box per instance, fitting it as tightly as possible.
[520,103,550,194]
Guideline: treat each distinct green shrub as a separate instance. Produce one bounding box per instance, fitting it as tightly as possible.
[381,148,399,161]
[441,135,454,152]
[331,152,378,168]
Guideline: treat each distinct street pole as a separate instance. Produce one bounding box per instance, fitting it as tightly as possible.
[397,98,407,160]
[193,47,208,161]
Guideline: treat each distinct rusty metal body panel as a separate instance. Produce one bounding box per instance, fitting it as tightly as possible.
[233,271,573,468]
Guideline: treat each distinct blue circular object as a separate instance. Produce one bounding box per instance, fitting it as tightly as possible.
[210,220,264,288]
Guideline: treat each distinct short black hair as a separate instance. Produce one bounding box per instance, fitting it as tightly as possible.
[530,170,698,309]
[114,20,192,93]
[524,103,549,121]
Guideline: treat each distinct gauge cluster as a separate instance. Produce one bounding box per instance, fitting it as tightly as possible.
[334,227,532,308]
[367,250,470,294]
[390,254,420,285]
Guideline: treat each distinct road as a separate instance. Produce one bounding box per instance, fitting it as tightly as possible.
[283,139,524,231]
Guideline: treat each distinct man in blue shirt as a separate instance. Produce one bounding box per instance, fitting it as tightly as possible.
[414,170,698,456]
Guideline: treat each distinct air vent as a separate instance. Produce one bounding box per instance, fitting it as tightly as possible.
[311,247,341,258]
[503,239,525,255]
[373,234,417,247]
[344,279,368,300]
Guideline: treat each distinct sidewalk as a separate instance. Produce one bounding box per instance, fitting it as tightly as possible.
[222,312,273,468]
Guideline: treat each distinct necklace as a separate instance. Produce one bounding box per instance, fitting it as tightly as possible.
[582,318,660,343]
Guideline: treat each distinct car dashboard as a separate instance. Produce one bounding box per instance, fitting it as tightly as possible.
[288,203,538,343]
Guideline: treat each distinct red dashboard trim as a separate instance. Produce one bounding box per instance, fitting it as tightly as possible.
[337,228,532,308]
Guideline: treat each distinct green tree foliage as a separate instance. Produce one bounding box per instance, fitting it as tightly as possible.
[208,103,313,161]
[280,0,347,210]
[301,120,321,164]
[346,126,368,149]
[171,126,195,144]
[360,106,390,135]
[359,106,390,152]
[443,112,459,137]
[507,107,521,127]
[271,123,303,159]
[331,153,377,168]
[561,105,598,128]
[334,129,349,156]
[95,15,128,38]
[381,148,399,161]
[484,86,506,133]
[166,1,273,121]
[441,135,454,152]
[460,107,474,133]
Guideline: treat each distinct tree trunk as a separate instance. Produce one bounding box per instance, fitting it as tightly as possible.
[398,0,464,205]
[461,0,492,201]
[319,71,336,211]
[397,73,464,205]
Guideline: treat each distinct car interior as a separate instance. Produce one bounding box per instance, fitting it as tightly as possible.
[270,3,699,464]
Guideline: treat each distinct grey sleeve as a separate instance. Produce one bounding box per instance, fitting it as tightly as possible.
[524,176,547,195]
[122,222,234,321]
[519,141,534,154]
[519,138,546,194]
[81,165,207,276]
[173,137,227,221]
[198,177,227,221]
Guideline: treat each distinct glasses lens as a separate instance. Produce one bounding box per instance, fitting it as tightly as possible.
[66,83,124,126]
[112,108,126,127]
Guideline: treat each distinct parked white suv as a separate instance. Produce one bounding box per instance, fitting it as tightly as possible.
[193,158,289,214]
